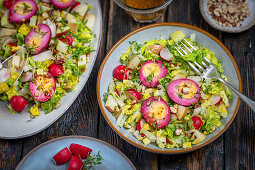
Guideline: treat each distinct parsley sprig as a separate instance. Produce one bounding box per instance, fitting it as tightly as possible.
[83,151,103,170]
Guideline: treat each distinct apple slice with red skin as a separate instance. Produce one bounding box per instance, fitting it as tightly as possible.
[59,34,74,47]
[137,119,146,137]
[192,116,203,130]
[53,147,72,165]
[159,47,173,62]
[116,89,120,97]
[125,89,142,101]
[48,63,64,77]
[70,1,81,13]
[148,45,164,55]
[10,96,28,112]
[69,143,92,159]
[113,65,131,81]
[208,94,221,106]
[68,155,83,170]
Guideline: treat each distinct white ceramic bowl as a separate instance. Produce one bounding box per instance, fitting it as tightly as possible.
[200,0,255,33]
[0,0,102,139]
[97,23,241,154]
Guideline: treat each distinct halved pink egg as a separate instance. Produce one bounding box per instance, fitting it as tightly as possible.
[30,72,56,102]
[9,0,37,23]
[51,0,75,9]
[167,79,200,106]
[139,60,167,87]
[142,96,171,129]
[25,24,52,54]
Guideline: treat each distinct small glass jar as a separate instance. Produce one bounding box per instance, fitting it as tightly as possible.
[114,0,173,23]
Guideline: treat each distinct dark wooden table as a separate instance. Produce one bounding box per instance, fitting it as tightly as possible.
[1,0,255,169]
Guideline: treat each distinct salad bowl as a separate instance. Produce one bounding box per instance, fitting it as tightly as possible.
[0,0,102,139]
[97,23,241,154]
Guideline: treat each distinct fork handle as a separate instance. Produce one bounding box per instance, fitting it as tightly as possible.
[218,78,255,112]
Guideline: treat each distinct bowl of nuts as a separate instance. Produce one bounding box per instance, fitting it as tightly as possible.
[200,0,255,33]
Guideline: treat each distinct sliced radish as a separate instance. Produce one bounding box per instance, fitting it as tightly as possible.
[10,96,28,112]
[53,147,72,165]
[137,119,146,137]
[68,155,83,170]
[22,72,33,82]
[159,47,173,62]
[0,68,10,82]
[191,116,203,130]
[208,95,221,105]
[125,89,142,101]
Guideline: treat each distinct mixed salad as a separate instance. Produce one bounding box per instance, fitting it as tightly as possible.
[104,30,232,149]
[0,0,96,118]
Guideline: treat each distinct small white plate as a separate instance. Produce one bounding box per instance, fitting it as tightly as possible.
[0,0,102,139]
[200,0,255,33]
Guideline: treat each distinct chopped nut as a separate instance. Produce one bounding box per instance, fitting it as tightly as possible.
[42,13,49,19]
[207,0,250,28]
[170,106,177,114]
[175,128,183,136]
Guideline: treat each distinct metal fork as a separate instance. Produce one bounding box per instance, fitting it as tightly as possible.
[175,38,255,112]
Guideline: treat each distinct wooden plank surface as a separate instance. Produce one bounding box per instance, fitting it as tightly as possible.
[0,0,254,170]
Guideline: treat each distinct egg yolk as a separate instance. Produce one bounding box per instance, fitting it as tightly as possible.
[35,75,54,94]
[28,36,42,50]
[148,102,167,120]
[58,0,72,4]
[142,63,161,80]
[178,81,197,99]
[14,2,33,16]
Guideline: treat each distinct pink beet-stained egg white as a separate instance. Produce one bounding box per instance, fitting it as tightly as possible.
[167,79,200,106]
[142,96,171,129]
[29,72,56,102]
[139,60,167,87]
[51,0,75,9]
[25,24,52,54]
[9,0,37,23]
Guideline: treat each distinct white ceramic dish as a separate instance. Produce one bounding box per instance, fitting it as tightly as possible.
[200,0,255,33]
[15,136,135,170]
[97,23,241,154]
[0,0,102,139]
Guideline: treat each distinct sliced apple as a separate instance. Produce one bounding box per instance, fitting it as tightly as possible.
[127,55,140,70]
[56,26,71,37]
[66,13,77,24]
[105,95,119,113]
[0,28,16,37]
[78,55,86,71]
[148,45,164,55]
[177,105,189,120]
[56,39,69,53]
[85,14,96,29]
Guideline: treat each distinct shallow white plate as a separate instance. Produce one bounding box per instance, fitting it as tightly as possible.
[16,136,135,170]
[97,23,241,154]
[200,0,255,33]
[0,0,102,139]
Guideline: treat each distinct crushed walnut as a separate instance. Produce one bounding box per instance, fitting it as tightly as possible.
[207,0,250,28]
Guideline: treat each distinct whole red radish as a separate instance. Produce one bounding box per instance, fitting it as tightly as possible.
[125,89,142,101]
[113,65,131,81]
[10,96,28,112]
[53,147,72,165]
[192,116,203,130]
[69,143,92,159]
[137,119,146,137]
[48,63,64,77]
[68,155,83,170]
